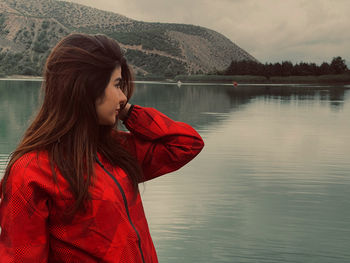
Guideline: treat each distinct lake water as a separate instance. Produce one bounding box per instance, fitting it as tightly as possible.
[1,80,350,262]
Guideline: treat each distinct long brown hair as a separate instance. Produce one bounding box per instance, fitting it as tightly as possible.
[2,33,142,214]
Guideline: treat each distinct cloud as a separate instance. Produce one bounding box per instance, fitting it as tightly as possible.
[65,0,350,64]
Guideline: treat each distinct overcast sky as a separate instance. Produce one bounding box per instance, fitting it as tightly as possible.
[66,0,349,65]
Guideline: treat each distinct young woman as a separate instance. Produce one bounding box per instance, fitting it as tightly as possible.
[0,33,204,262]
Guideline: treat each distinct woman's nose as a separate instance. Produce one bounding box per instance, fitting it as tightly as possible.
[118,88,127,104]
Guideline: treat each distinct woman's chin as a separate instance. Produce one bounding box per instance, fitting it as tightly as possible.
[98,118,117,126]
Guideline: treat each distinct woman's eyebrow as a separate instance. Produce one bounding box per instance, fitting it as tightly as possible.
[114,77,122,83]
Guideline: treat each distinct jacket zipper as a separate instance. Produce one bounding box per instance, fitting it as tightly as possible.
[95,156,146,263]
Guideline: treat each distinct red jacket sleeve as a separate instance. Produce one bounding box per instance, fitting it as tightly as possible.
[122,105,204,182]
[0,156,49,263]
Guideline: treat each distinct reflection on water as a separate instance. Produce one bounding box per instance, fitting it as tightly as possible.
[130,84,349,130]
[1,80,350,262]
[0,80,41,154]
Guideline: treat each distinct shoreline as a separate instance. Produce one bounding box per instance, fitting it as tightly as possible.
[0,75,43,81]
[1,74,350,86]
[173,73,350,85]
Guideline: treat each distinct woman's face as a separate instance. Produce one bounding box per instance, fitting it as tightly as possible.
[95,66,127,125]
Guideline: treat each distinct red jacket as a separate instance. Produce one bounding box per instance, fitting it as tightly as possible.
[0,105,204,263]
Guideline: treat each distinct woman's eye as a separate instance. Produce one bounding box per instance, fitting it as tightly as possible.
[118,82,127,93]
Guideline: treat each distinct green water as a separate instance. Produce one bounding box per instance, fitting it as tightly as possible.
[1,80,350,262]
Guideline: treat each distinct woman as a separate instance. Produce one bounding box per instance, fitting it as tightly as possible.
[0,33,204,262]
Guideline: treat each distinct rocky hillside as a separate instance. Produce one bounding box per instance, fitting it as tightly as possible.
[0,0,258,77]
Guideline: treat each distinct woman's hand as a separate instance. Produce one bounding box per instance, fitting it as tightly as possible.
[118,103,132,121]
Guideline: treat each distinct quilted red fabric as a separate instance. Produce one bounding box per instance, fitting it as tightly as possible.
[0,106,204,262]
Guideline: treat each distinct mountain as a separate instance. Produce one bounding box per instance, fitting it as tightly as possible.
[0,0,258,77]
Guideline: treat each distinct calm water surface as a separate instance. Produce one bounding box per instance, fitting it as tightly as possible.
[1,80,350,262]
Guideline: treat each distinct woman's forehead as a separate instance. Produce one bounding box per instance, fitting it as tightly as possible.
[110,67,122,82]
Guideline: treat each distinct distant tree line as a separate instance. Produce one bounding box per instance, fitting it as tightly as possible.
[222,56,349,77]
